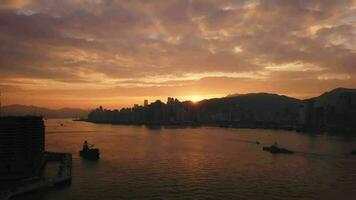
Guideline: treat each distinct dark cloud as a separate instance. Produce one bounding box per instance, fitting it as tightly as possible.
[0,0,355,108]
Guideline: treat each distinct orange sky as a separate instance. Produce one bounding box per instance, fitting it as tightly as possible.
[0,0,356,109]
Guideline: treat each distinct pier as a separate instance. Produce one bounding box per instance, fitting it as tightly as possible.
[0,152,72,200]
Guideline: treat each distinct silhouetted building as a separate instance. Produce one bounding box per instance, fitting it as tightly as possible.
[87,93,302,127]
[144,100,148,107]
[86,88,356,132]
[298,88,356,132]
[299,99,314,129]
[0,116,45,180]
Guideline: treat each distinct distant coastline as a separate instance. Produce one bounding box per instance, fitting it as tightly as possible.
[1,105,90,119]
[83,88,356,134]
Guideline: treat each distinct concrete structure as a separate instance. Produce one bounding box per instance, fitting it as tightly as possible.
[0,152,72,200]
[0,116,72,199]
[0,116,45,180]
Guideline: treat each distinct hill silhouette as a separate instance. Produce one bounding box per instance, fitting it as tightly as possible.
[87,91,303,128]
[1,104,89,118]
[86,88,356,133]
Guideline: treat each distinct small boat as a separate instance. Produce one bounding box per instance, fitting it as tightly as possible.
[263,144,294,154]
[80,148,100,160]
[351,150,356,155]
[80,141,100,160]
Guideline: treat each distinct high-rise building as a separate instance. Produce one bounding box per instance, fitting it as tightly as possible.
[0,116,45,180]
[144,99,148,107]
[167,97,174,104]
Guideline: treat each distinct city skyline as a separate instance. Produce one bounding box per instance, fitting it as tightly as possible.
[0,88,353,110]
[0,0,356,109]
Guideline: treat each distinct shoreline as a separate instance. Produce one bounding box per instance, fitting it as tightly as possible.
[75,119,301,132]
[74,119,356,134]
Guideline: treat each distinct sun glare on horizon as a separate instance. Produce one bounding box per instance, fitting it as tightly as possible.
[184,95,207,103]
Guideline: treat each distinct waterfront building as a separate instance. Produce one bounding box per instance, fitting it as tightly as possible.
[0,116,45,180]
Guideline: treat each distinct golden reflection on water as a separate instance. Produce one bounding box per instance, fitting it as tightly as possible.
[16,119,356,200]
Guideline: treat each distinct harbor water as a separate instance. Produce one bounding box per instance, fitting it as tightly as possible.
[14,119,356,200]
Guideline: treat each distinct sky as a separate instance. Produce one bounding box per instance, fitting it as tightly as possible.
[0,0,356,109]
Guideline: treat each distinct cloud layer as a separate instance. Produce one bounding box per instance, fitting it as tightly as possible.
[0,0,355,108]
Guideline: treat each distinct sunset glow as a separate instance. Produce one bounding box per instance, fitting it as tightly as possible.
[183,95,209,103]
[0,0,355,109]
[1,2,356,199]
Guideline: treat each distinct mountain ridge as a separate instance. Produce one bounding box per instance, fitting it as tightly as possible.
[1,104,90,118]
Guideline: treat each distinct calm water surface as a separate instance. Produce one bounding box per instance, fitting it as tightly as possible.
[16,119,356,200]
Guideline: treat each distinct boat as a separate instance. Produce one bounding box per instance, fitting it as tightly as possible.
[79,148,100,160]
[263,144,294,154]
[351,150,356,155]
[79,141,100,160]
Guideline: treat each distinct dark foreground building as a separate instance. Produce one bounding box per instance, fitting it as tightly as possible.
[0,116,71,200]
[0,116,45,180]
